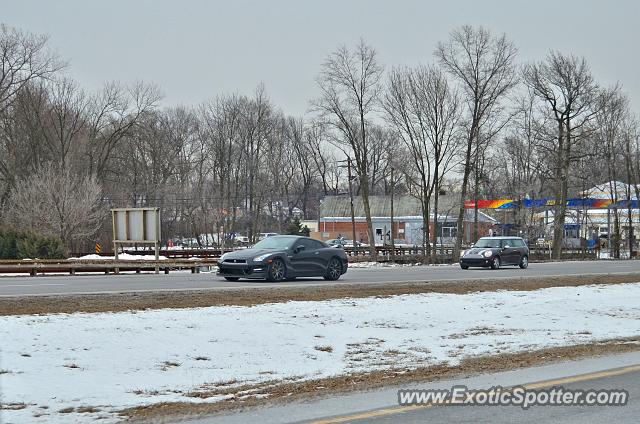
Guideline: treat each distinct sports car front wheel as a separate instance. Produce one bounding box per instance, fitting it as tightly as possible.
[266,259,286,282]
[324,257,343,281]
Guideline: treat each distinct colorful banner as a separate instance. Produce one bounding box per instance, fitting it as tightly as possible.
[464,199,639,209]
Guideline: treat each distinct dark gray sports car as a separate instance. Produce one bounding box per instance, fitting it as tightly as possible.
[217,235,349,282]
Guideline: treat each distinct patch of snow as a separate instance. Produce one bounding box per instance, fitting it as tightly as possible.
[2,283,640,423]
[598,251,632,260]
[348,261,455,268]
[68,253,168,261]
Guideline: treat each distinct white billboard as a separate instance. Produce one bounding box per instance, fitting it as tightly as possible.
[111,208,160,243]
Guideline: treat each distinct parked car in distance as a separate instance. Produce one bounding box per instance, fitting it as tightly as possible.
[375,239,414,248]
[344,240,369,248]
[217,235,349,282]
[234,234,250,245]
[326,238,347,248]
[460,236,529,270]
[326,239,368,248]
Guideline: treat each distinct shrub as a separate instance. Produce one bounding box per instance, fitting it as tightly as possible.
[0,227,66,259]
[286,217,310,237]
[0,228,19,259]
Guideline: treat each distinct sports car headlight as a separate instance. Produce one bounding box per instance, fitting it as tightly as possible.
[253,253,272,262]
[482,250,493,258]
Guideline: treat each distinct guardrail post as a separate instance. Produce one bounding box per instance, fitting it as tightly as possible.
[155,242,160,274]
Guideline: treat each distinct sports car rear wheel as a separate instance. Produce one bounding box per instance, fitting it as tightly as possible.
[324,257,343,281]
[266,258,286,282]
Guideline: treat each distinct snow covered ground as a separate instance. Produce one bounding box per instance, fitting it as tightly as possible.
[2,283,640,423]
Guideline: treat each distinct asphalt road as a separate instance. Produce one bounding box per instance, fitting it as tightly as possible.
[190,351,640,424]
[1,260,639,297]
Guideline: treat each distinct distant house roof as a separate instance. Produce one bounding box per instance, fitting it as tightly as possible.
[319,195,497,223]
[320,195,422,218]
[583,181,636,200]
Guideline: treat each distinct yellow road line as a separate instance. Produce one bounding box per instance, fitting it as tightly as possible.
[309,404,430,424]
[523,364,640,389]
[308,363,640,424]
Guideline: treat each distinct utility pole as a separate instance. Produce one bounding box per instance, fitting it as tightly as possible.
[390,165,395,257]
[347,157,358,256]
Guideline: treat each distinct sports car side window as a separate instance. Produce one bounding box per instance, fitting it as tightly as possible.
[300,239,317,251]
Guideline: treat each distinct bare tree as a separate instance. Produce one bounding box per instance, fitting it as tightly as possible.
[596,86,630,258]
[470,108,513,240]
[288,117,317,218]
[200,94,245,247]
[86,81,162,180]
[623,117,640,256]
[496,88,549,240]
[435,25,518,257]
[501,88,548,199]
[0,24,65,113]
[39,78,89,172]
[313,40,383,255]
[242,85,274,242]
[6,164,106,249]
[384,65,461,259]
[523,51,600,258]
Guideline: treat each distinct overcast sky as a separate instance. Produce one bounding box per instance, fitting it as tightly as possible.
[2,0,639,116]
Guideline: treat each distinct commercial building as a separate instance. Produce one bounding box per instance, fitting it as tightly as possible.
[315,195,498,245]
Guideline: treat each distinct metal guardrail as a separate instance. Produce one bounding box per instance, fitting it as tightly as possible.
[117,246,598,259]
[0,245,600,276]
[122,246,597,261]
[122,248,226,259]
[0,259,218,276]
[344,246,597,260]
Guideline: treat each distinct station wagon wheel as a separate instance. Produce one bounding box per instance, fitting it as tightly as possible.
[519,255,528,269]
[491,256,501,270]
[324,257,343,281]
[267,259,286,282]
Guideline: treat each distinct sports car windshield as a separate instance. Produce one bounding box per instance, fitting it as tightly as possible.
[474,239,502,248]
[252,237,294,250]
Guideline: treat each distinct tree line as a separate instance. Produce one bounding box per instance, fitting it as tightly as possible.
[0,23,638,258]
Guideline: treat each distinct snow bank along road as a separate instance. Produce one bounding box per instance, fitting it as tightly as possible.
[1,283,639,423]
[1,260,640,297]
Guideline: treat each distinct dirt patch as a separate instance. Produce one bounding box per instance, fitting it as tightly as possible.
[2,273,640,316]
[118,337,640,423]
[0,402,27,411]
